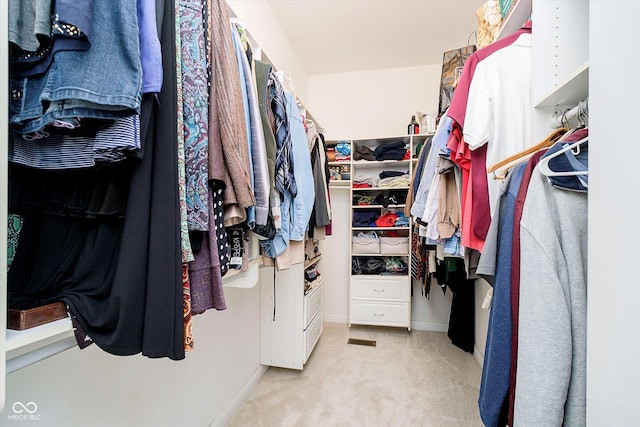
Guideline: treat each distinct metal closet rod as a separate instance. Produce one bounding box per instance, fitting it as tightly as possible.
[552,97,589,128]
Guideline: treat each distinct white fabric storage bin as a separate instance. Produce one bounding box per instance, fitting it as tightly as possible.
[352,236,380,254]
[380,237,409,255]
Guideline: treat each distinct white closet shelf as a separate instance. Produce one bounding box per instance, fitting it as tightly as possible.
[223,258,262,288]
[352,226,410,231]
[351,187,410,191]
[328,161,350,166]
[352,204,405,209]
[534,61,590,108]
[5,318,75,373]
[352,252,409,256]
[495,0,532,41]
[304,254,322,269]
[2,256,260,374]
[352,160,410,166]
[5,318,73,352]
[329,180,350,187]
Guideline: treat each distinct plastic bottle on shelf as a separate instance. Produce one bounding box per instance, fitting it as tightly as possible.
[407,115,420,135]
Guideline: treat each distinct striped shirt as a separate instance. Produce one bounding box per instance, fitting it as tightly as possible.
[9,115,141,169]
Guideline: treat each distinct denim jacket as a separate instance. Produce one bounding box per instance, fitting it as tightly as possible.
[260,91,315,257]
[10,0,142,134]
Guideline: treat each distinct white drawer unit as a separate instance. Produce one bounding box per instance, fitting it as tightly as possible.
[349,269,412,331]
[349,301,410,327]
[261,242,324,370]
[303,308,323,363]
[304,282,324,329]
[347,135,433,332]
[349,274,411,330]
[350,275,410,301]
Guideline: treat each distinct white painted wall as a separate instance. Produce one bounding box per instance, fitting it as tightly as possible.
[1,286,265,427]
[308,65,441,140]
[322,186,351,324]
[226,0,310,103]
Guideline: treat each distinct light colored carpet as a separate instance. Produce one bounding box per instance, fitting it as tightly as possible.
[226,322,483,427]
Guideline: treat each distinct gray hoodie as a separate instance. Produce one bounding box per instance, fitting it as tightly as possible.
[514,168,588,426]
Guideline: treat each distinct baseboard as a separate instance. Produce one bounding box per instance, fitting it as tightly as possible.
[410,320,449,332]
[323,316,448,332]
[209,364,269,427]
[473,344,484,368]
[322,314,348,324]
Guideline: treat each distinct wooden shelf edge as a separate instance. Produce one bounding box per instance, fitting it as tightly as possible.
[304,254,322,269]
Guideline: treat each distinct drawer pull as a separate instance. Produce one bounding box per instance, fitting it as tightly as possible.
[373,288,385,292]
[373,313,385,317]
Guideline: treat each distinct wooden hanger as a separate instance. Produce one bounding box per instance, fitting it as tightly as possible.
[487,127,568,179]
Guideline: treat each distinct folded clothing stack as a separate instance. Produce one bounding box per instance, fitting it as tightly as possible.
[372,191,407,207]
[374,141,407,161]
[394,212,409,227]
[353,193,376,205]
[353,209,380,227]
[353,145,375,161]
[351,256,407,275]
[353,175,379,188]
[378,174,410,188]
[375,211,398,227]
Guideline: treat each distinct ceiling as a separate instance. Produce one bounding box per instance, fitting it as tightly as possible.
[265,0,486,75]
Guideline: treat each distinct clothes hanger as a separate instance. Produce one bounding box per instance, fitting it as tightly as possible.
[275,70,296,94]
[536,135,588,177]
[468,31,477,47]
[487,127,568,179]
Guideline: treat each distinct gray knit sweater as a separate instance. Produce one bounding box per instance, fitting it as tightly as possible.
[514,168,588,426]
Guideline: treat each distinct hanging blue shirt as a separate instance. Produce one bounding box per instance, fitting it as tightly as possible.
[478,162,526,427]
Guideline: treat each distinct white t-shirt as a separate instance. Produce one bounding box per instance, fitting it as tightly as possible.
[463,33,532,210]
